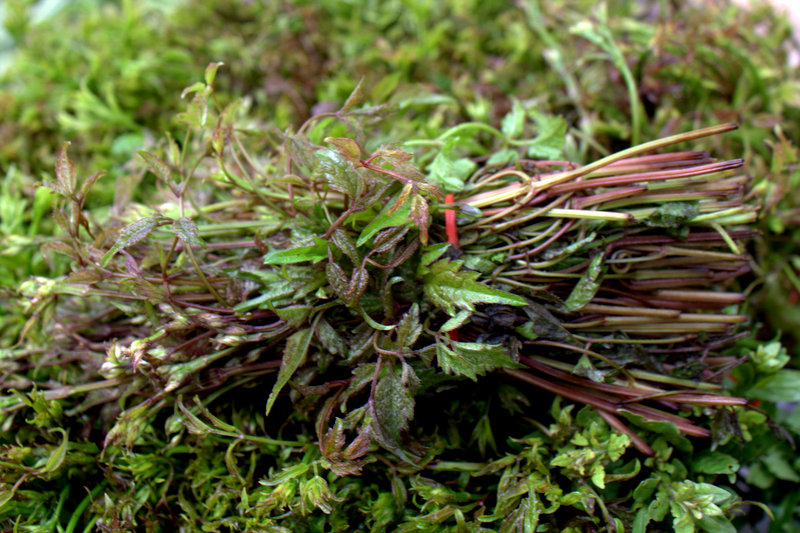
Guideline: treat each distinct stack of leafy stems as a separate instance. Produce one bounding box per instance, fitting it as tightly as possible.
[27,122,756,462]
[444,122,753,455]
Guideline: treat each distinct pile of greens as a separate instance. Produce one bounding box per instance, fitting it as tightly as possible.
[1,1,799,531]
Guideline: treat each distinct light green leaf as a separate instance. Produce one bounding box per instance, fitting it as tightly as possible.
[436,341,518,381]
[264,237,329,264]
[501,98,525,138]
[486,147,518,166]
[266,328,313,416]
[204,61,224,86]
[749,369,800,402]
[427,138,477,193]
[440,309,471,332]
[564,253,604,311]
[102,216,163,266]
[526,112,567,160]
[42,428,68,474]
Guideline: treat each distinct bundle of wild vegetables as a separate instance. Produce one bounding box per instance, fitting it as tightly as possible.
[3,74,761,530]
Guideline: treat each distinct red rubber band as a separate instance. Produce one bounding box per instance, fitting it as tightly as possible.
[444,193,460,341]
[444,193,459,248]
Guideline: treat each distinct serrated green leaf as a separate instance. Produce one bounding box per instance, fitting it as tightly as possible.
[102,216,163,266]
[173,216,205,249]
[564,253,604,311]
[138,151,173,184]
[266,328,313,416]
[261,462,310,486]
[436,341,518,381]
[371,363,418,459]
[275,306,312,328]
[332,228,360,264]
[423,258,526,316]
[395,304,422,347]
[264,238,328,264]
[317,318,347,356]
[526,112,567,159]
[358,198,412,247]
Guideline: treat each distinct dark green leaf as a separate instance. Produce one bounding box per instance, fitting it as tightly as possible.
[395,304,422,348]
[316,148,363,198]
[341,78,365,112]
[266,327,313,416]
[371,363,418,458]
[332,228,360,264]
[644,202,699,228]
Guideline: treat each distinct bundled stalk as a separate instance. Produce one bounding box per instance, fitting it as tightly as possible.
[444,123,756,454]
[4,79,761,527]
[16,118,754,459]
